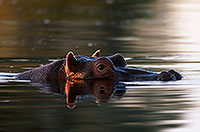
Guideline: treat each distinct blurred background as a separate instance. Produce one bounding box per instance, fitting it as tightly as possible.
[0,0,199,59]
[1,0,200,132]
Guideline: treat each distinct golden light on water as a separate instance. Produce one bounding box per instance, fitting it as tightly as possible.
[169,0,200,52]
[165,1,200,132]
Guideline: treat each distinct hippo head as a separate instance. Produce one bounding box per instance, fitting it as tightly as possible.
[16,50,182,83]
[64,50,182,81]
[65,50,128,80]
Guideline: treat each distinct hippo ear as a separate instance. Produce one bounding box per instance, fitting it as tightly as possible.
[92,50,101,57]
[66,51,78,72]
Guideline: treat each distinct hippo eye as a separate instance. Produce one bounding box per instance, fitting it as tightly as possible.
[97,63,106,72]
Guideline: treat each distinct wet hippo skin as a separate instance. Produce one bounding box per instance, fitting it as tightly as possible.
[16,50,182,83]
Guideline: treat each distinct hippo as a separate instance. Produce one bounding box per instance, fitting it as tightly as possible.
[16,50,182,84]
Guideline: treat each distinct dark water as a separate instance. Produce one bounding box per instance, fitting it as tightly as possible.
[1,0,200,132]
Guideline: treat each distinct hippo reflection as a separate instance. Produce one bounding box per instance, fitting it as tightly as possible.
[16,50,182,83]
[38,79,126,109]
[65,80,126,109]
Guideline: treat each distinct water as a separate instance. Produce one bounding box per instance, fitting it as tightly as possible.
[0,0,200,132]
